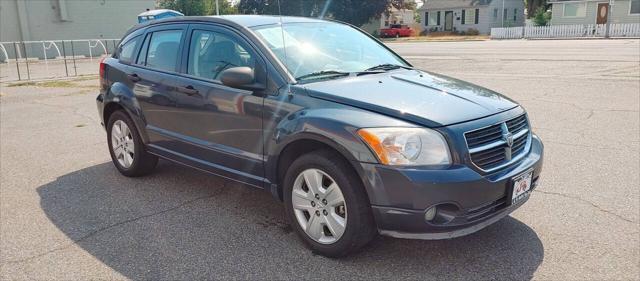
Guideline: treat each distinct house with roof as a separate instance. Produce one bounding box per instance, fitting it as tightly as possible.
[361,7,417,36]
[548,0,640,25]
[417,0,525,34]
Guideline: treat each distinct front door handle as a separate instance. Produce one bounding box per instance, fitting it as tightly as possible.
[177,85,199,96]
[127,74,141,82]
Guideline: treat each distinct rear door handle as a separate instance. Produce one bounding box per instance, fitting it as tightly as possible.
[177,85,199,96]
[127,74,141,82]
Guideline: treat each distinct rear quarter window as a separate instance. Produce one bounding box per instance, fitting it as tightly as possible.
[116,35,142,64]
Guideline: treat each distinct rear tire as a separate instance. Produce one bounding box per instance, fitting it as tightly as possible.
[106,110,158,177]
[283,150,377,257]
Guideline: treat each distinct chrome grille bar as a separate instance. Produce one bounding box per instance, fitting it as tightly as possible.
[464,114,532,172]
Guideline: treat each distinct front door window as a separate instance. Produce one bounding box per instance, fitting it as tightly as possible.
[597,3,609,25]
[187,29,255,81]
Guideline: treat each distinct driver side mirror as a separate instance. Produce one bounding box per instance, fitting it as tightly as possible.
[220,67,263,91]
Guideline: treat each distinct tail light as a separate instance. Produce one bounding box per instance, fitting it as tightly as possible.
[99,56,107,88]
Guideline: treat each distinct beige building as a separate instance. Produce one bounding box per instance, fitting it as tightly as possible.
[417,0,525,35]
[549,0,640,25]
[0,0,156,42]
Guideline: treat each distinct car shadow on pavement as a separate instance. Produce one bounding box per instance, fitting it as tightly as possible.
[37,161,544,280]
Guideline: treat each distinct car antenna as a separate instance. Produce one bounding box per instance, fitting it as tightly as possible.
[319,0,332,19]
[276,0,288,69]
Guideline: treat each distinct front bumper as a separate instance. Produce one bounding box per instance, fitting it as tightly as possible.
[361,134,544,239]
[380,196,529,240]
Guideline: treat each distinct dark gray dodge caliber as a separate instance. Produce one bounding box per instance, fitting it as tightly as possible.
[96,15,543,257]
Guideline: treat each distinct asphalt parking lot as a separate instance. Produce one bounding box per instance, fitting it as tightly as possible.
[1,39,638,280]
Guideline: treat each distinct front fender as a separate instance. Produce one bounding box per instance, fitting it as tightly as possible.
[264,102,417,182]
[272,109,379,160]
[264,102,422,204]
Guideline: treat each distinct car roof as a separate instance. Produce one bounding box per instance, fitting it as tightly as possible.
[131,15,330,31]
[216,15,329,27]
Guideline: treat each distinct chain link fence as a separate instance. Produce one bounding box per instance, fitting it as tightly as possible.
[0,39,120,82]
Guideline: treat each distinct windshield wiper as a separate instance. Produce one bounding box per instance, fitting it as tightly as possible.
[295,70,350,81]
[296,66,408,82]
[364,63,412,72]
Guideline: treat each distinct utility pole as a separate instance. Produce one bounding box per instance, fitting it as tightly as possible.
[605,0,614,38]
[216,0,220,15]
[501,0,505,27]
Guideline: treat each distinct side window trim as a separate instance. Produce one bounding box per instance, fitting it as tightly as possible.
[135,33,152,66]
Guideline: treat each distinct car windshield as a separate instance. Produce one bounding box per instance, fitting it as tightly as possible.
[251,22,408,81]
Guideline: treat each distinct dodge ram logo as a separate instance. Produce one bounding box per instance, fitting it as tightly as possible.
[501,123,514,161]
[503,132,514,148]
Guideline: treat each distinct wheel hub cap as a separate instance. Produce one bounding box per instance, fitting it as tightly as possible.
[292,168,347,244]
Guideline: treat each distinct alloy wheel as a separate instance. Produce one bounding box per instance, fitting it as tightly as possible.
[111,120,135,168]
[292,168,347,244]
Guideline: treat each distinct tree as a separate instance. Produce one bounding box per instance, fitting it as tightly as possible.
[413,11,421,24]
[526,0,547,19]
[386,0,417,19]
[237,0,313,18]
[389,0,416,11]
[158,0,207,16]
[159,0,238,16]
[237,0,390,27]
[203,0,239,15]
[532,6,551,26]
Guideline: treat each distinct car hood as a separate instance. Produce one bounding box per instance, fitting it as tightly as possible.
[302,69,519,127]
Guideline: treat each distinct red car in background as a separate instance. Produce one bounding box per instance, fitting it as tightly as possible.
[380,24,412,38]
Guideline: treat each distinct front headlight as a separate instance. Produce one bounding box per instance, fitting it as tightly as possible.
[357,127,451,166]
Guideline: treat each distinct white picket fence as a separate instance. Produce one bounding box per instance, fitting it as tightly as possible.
[491,23,640,39]
[610,23,640,37]
[490,26,524,39]
[524,24,607,38]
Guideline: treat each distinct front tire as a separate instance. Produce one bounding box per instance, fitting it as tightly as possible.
[106,110,158,177]
[283,150,376,257]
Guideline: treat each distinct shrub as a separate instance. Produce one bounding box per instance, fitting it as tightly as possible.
[466,28,480,35]
[533,7,551,26]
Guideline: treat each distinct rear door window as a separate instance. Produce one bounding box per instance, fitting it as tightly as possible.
[143,30,183,72]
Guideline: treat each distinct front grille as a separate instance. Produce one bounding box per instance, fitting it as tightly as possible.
[506,114,528,132]
[464,114,531,171]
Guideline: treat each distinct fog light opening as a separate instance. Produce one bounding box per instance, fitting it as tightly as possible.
[424,206,437,222]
